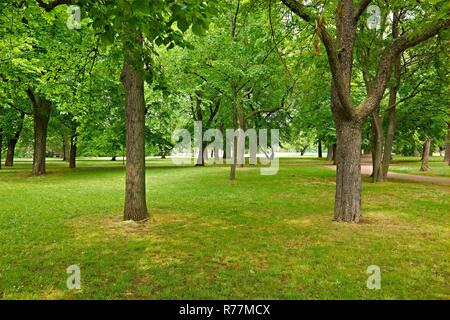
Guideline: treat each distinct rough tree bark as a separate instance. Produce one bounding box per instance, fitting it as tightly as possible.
[121,56,149,222]
[5,112,25,167]
[334,118,362,222]
[27,88,52,176]
[420,137,431,172]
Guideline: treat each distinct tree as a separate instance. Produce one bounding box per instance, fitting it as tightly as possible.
[281,0,449,222]
[36,0,216,221]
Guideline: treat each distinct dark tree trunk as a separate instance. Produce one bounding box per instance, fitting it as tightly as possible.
[371,112,384,182]
[332,144,337,165]
[196,141,207,167]
[420,137,431,172]
[318,140,323,158]
[300,146,308,156]
[27,89,51,176]
[5,112,25,167]
[121,57,149,221]
[5,139,17,167]
[334,120,362,222]
[445,122,450,165]
[69,134,77,169]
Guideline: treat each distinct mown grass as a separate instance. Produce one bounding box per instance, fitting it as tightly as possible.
[389,156,450,178]
[0,158,449,300]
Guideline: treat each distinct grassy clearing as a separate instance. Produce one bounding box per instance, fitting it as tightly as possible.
[0,158,449,299]
[389,156,450,178]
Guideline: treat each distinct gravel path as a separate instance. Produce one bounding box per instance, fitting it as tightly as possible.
[326,164,450,184]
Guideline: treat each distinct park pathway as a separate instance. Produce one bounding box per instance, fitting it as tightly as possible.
[326,164,450,184]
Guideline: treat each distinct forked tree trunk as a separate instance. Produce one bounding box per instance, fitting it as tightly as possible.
[27,89,52,176]
[444,122,450,165]
[121,58,149,221]
[5,112,25,167]
[420,137,431,172]
[334,120,362,223]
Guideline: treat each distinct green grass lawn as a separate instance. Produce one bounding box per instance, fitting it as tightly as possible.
[389,156,450,178]
[0,158,449,300]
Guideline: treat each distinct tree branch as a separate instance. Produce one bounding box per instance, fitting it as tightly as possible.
[354,0,371,23]
[280,0,315,23]
[36,0,72,12]
[358,19,449,119]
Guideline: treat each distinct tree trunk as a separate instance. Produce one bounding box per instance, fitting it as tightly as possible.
[121,58,149,221]
[318,140,323,158]
[236,100,246,168]
[196,141,207,167]
[332,144,337,165]
[371,112,384,182]
[300,146,308,156]
[327,144,334,161]
[27,89,51,176]
[334,120,362,223]
[62,133,69,161]
[69,134,77,169]
[445,122,450,165]
[230,82,238,180]
[5,112,25,167]
[420,137,431,172]
[5,139,17,167]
